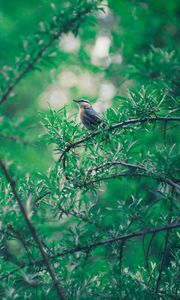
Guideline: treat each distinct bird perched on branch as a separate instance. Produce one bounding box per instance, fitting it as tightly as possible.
[73,99,102,130]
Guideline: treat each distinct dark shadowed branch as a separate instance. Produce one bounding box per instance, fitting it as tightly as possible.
[153,188,174,299]
[153,229,170,300]
[146,232,157,274]
[0,160,65,300]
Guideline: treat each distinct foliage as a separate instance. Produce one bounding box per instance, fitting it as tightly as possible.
[0,0,180,299]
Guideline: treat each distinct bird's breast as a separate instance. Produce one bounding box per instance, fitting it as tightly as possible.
[79,108,91,129]
[79,108,85,120]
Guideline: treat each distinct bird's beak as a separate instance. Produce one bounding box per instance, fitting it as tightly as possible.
[73,99,79,103]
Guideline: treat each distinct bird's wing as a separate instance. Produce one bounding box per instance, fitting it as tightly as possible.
[84,107,102,125]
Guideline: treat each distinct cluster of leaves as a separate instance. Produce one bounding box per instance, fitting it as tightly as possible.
[0,1,180,300]
[129,48,180,97]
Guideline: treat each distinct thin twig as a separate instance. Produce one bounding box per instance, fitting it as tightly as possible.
[163,119,167,146]
[165,178,180,192]
[142,234,148,271]
[34,191,51,205]
[87,160,145,173]
[153,290,179,300]
[153,188,175,299]
[146,232,157,274]
[153,230,170,300]
[0,160,65,300]
[118,240,125,276]
[58,206,114,237]
[7,225,34,262]
[117,239,126,298]
[0,265,25,281]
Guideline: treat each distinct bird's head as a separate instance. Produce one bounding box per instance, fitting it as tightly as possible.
[73,99,91,108]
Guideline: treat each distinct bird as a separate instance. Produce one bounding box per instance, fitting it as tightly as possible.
[73,99,102,130]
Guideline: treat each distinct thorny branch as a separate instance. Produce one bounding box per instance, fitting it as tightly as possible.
[0,160,65,300]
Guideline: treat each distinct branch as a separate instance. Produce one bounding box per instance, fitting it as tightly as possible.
[77,171,180,194]
[0,2,99,106]
[145,232,157,274]
[34,191,51,205]
[0,160,65,300]
[87,160,145,173]
[2,222,180,278]
[153,229,170,300]
[165,178,180,192]
[47,222,180,261]
[59,116,180,162]
[0,265,25,281]
[6,225,34,263]
[118,240,125,277]
[153,188,174,299]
